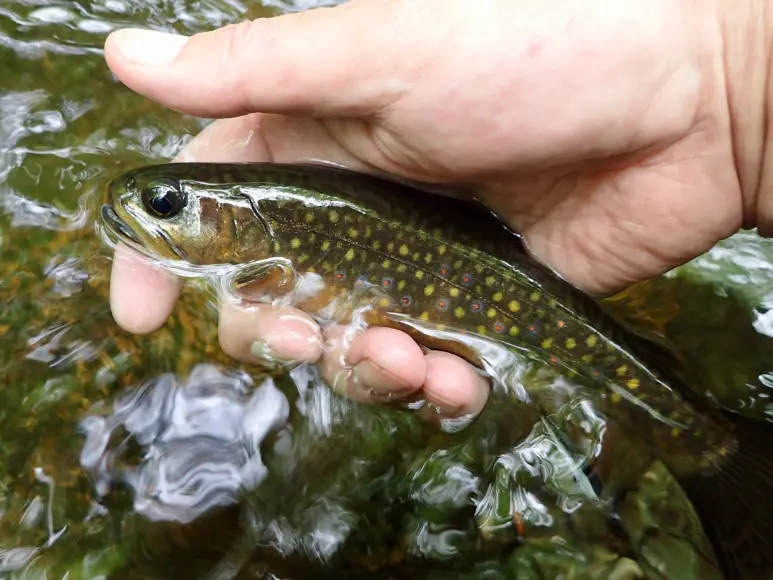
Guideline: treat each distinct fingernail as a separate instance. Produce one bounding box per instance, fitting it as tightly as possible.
[250,340,299,368]
[111,29,189,66]
[261,331,319,361]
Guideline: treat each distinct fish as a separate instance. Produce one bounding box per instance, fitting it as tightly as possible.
[101,161,773,579]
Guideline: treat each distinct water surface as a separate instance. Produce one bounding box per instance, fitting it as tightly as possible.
[2,1,773,578]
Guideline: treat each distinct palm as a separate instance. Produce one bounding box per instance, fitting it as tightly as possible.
[320,110,741,293]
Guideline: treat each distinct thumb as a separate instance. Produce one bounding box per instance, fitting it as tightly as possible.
[104,0,418,118]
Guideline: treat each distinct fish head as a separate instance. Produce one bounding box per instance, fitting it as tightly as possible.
[101,165,272,265]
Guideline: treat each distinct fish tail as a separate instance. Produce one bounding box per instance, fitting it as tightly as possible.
[677,411,773,579]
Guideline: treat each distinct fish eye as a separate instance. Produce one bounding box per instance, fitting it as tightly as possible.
[141,178,186,218]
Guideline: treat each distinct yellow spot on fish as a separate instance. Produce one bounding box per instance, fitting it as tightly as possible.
[365,226,372,237]
[412,252,420,261]
[399,245,409,256]
[449,287,460,298]
[382,259,391,268]
[581,354,594,364]
[487,308,496,319]
[397,264,407,273]
[424,253,433,263]
[477,325,487,335]
[424,284,435,296]
[273,241,281,252]
[454,307,465,318]
[454,260,463,269]
[671,428,680,438]
[438,245,447,255]
[586,335,599,348]
[565,338,576,349]
[509,300,520,312]
[509,326,520,337]
[541,337,554,349]
[372,240,381,250]
[347,228,359,239]
[485,276,496,286]
[378,298,391,308]
[387,242,395,252]
[321,240,331,252]
[530,291,540,301]
[290,238,301,249]
[304,212,314,223]
[616,365,628,377]
[397,280,406,291]
[493,292,503,302]
[344,249,355,261]
[415,270,424,280]
[610,392,622,404]
[627,378,640,390]
[297,254,309,263]
[420,311,430,321]
[329,210,339,223]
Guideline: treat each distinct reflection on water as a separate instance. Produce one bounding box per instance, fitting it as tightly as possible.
[262,0,346,12]
[80,364,289,524]
[0,0,772,577]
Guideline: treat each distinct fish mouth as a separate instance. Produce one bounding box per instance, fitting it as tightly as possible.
[100,204,143,245]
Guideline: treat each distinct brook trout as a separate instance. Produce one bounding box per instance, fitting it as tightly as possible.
[101,162,773,579]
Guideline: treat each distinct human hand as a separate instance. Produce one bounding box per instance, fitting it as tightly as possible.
[104,0,773,419]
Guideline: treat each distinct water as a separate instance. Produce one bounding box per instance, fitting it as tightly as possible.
[2,0,773,578]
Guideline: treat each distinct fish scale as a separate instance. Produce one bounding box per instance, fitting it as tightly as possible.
[102,161,773,579]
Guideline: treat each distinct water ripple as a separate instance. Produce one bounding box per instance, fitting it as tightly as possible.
[263,0,347,11]
[79,363,290,524]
